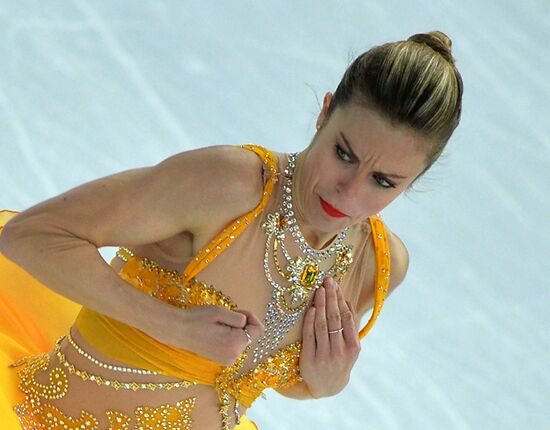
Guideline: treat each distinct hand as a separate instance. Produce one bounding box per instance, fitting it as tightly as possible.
[153,304,264,366]
[299,276,361,398]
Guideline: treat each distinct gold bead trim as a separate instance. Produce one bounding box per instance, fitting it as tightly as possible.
[54,336,196,391]
[115,247,237,311]
[11,350,197,429]
[67,331,158,375]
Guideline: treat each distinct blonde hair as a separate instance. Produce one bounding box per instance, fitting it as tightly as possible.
[325,31,464,187]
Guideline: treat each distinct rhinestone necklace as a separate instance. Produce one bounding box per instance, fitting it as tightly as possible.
[280,153,349,258]
[252,152,354,363]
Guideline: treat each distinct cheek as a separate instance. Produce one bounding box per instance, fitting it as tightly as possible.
[313,158,338,185]
[353,191,395,218]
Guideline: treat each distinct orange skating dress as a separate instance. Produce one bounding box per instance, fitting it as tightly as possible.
[0,144,391,429]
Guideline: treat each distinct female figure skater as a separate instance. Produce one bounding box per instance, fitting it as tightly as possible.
[0,30,463,429]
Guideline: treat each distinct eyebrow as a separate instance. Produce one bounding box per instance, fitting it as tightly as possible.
[339,131,409,179]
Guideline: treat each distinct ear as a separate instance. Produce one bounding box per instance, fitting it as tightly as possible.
[316,92,333,129]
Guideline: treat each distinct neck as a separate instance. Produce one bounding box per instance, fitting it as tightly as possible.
[286,150,343,251]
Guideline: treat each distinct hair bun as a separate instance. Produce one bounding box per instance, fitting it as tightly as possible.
[408,31,455,65]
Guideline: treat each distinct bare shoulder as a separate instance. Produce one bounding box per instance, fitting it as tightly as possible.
[161,144,267,233]
[355,221,410,318]
[165,144,265,203]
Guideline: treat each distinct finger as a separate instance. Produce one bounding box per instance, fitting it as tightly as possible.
[336,290,355,344]
[234,309,264,331]
[325,278,342,331]
[314,286,330,356]
[346,299,361,353]
[301,306,316,361]
[346,300,358,329]
[223,325,252,362]
[325,279,345,353]
[336,285,348,317]
[215,307,247,328]
[235,309,265,340]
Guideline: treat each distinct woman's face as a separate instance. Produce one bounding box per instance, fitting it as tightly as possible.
[293,93,428,239]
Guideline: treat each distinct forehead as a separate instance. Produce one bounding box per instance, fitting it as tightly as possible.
[332,105,428,164]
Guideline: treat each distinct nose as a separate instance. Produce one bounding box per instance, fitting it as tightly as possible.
[335,173,362,200]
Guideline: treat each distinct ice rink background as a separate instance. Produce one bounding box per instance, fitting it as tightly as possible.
[1,1,548,429]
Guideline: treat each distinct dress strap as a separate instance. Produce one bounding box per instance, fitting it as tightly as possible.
[358,213,391,340]
[181,144,279,283]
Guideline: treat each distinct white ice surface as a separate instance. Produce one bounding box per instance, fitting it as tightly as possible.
[1,1,548,429]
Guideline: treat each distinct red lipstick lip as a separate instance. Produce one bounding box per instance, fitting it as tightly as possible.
[319,196,347,218]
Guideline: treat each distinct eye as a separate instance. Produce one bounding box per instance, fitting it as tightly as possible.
[335,144,396,189]
[374,174,396,189]
[335,143,352,162]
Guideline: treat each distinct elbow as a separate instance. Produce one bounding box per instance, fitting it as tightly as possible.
[0,219,22,260]
[0,217,61,264]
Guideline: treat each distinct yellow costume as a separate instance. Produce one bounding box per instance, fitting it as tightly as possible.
[0,144,391,429]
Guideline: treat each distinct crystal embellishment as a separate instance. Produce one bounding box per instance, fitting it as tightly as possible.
[252,151,354,363]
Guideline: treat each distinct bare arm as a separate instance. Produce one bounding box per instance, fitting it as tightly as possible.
[355,227,410,317]
[0,145,264,348]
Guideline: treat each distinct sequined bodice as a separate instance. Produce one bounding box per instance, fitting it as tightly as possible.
[114,246,304,401]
